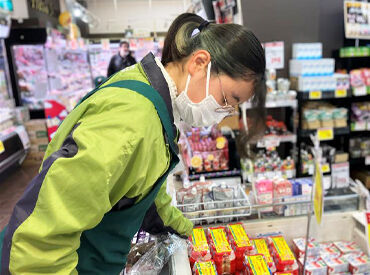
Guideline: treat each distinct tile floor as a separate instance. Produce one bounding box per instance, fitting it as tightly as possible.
[0,164,40,230]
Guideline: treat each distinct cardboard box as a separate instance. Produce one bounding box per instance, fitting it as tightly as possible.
[334,152,349,163]
[25,119,47,132]
[303,120,320,130]
[321,120,334,128]
[334,118,347,128]
[30,144,48,153]
[23,151,45,166]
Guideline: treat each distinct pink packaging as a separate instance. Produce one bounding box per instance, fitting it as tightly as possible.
[255,179,273,212]
[273,179,293,215]
[292,238,320,258]
[321,254,349,274]
[319,242,341,257]
[299,257,327,275]
[346,253,370,274]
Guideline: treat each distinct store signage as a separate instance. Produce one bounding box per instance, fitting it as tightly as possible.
[335,89,347,98]
[264,41,284,70]
[0,140,4,154]
[313,161,324,225]
[317,128,334,141]
[331,162,350,189]
[309,91,322,100]
[366,212,370,256]
[344,1,370,40]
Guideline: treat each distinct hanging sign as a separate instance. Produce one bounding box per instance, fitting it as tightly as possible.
[313,161,324,225]
[264,41,284,70]
[344,1,370,40]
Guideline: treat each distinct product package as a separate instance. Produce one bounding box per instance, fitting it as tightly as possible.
[321,254,349,274]
[268,236,298,274]
[244,254,271,275]
[298,257,327,275]
[213,183,234,223]
[319,242,341,257]
[273,179,293,215]
[226,223,254,271]
[252,238,276,273]
[345,253,370,274]
[292,238,320,258]
[292,43,322,59]
[333,241,361,254]
[193,260,218,275]
[208,226,236,274]
[255,179,273,212]
[189,227,212,268]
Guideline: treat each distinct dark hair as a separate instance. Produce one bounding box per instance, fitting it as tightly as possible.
[120,41,129,47]
[162,13,266,146]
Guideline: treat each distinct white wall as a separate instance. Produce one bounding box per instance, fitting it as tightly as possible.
[86,0,191,34]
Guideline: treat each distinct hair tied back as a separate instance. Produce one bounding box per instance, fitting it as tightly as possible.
[191,20,210,37]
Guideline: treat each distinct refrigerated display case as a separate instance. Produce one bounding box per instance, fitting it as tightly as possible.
[88,42,119,79]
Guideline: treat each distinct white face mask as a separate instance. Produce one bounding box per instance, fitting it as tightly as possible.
[174,62,229,127]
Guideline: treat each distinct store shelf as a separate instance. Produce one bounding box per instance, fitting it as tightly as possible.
[299,127,350,138]
[243,99,297,109]
[349,157,369,166]
[253,134,297,147]
[297,90,352,101]
[188,169,241,181]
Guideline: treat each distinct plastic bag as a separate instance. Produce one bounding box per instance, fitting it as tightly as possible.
[127,234,183,275]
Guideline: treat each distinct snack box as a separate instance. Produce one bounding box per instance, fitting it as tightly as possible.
[268,236,298,273]
[292,238,320,258]
[227,223,255,271]
[333,241,361,254]
[345,253,370,274]
[252,238,277,273]
[193,260,218,275]
[318,242,341,257]
[274,273,295,275]
[244,254,272,275]
[321,254,349,274]
[208,226,236,274]
[299,257,327,275]
[189,227,212,268]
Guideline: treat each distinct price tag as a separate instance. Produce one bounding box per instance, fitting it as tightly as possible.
[366,156,370,166]
[321,163,330,173]
[264,41,284,70]
[309,91,322,99]
[317,128,334,141]
[0,140,4,154]
[335,89,347,98]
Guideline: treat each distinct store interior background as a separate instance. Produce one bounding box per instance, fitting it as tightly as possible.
[0,0,370,273]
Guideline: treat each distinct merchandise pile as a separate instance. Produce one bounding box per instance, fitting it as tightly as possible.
[179,127,230,174]
[350,68,370,96]
[188,225,368,275]
[351,102,370,131]
[265,69,296,103]
[302,102,348,130]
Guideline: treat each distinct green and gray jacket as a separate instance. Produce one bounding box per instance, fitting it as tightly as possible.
[0,53,193,274]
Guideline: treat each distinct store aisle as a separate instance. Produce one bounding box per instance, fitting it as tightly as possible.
[0,165,39,230]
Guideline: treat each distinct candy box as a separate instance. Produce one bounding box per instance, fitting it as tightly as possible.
[321,254,348,274]
[255,179,273,213]
[227,223,254,271]
[333,241,361,254]
[189,227,212,268]
[346,253,370,274]
[193,260,218,275]
[244,254,272,275]
[252,238,276,273]
[292,238,320,258]
[268,236,298,273]
[273,179,292,215]
[274,273,295,275]
[298,257,327,275]
[319,242,341,257]
[208,226,236,274]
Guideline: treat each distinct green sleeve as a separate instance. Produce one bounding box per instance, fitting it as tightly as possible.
[7,93,161,274]
[141,180,193,237]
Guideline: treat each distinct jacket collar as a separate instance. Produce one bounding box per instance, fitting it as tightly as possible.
[140,53,177,140]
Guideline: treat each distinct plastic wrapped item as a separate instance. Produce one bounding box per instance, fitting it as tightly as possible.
[127,234,183,275]
[319,242,341,257]
[193,260,218,275]
[298,257,327,275]
[268,236,298,274]
[182,187,202,222]
[126,241,156,273]
[252,238,276,273]
[292,238,320,258]
[188,227,212,268]
[213,183,234,223]
[333,241,361,254]
[226,223,254,271]
[345,253,370,274]
[244,254,271,275]
[321,254,349,274]
[208,226,236,274]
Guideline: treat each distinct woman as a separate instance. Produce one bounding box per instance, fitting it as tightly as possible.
[0,13,265,274]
